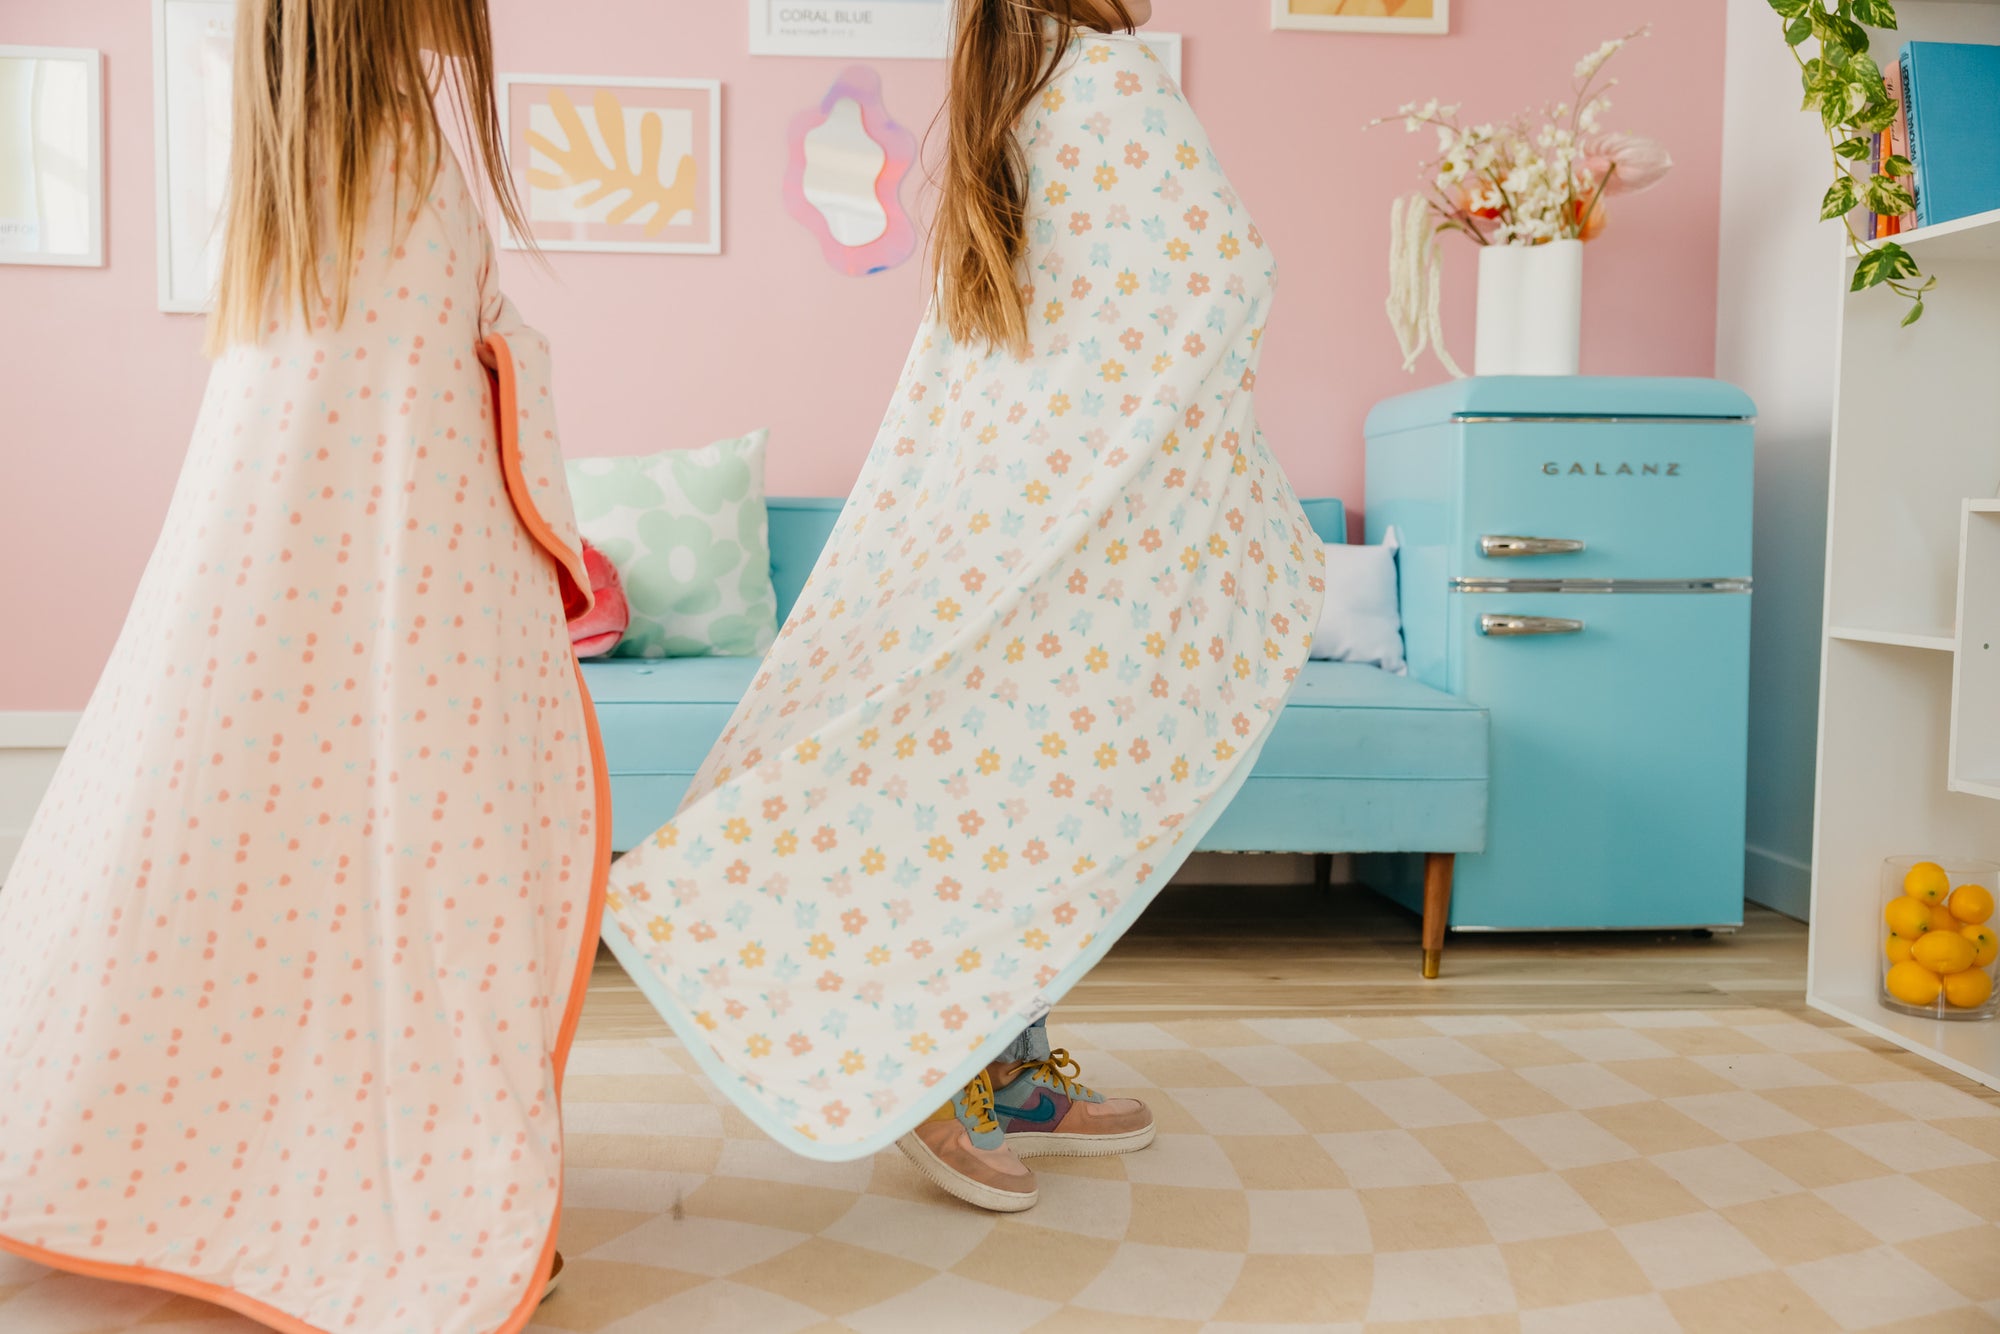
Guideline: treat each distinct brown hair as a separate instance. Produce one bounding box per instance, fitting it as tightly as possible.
[208,0,532,354]
[931,0,1135,355]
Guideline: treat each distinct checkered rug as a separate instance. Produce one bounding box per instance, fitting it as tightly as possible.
[3,1008,1996,1333]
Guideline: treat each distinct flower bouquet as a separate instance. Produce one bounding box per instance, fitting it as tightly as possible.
[1379,27,1673,376]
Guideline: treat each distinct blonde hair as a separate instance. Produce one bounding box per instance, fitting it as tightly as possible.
[931,0,1134,356]
[207,0,530,354]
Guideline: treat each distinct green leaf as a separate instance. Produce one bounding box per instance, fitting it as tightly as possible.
[1864,177,1916,214]
[1831,11,1870,49]
[1784,12,1813,44]
[1822,175,1860,220]
[1881,154,1914,176]
[1851,242,1919,290]
[1854,98,1899,133]
[1767,0,1810,17]
[1811,7,1870,54]
[1834,135,1872,160]
[1853,0,1897,29]
[1901,299,1924,326]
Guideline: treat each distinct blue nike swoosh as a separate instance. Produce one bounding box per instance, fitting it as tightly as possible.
[1003,1091,1061,1125]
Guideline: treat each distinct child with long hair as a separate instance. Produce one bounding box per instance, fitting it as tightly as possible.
[0,2,607,1329]
[600,0,1324,1210]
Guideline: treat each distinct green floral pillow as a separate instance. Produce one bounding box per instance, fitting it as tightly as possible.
[564,431,777,658]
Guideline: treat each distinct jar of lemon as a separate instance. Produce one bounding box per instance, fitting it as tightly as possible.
[1881,856,1998,1021]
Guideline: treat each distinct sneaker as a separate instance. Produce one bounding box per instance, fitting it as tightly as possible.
[539,1251,565,1302]
[992,1049,1156,1157]
[895,1068,1040,1212]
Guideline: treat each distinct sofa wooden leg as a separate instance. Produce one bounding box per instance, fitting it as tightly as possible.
[1313,853,1334,894]
[1421,853,1455,980]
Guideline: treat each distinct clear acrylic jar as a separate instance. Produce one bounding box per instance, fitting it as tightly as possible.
[1880,855,1998,1022]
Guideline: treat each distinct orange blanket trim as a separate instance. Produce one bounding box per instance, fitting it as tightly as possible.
[0,335,614,1334]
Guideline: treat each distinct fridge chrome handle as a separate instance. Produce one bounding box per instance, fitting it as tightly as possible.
[1479,614,1585,638]
[1479,534,1587,558]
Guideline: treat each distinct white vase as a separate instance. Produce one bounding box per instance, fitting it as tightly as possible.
[1474,239,1583,376]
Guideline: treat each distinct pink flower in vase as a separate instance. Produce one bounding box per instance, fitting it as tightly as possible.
[1579,132,1674,196]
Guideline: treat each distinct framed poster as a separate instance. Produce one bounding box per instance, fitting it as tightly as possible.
[501,75,721,255]
[1272,0,1450,35]
[750,0,953,60]
[0,46,104,267]
[153,0,236,311]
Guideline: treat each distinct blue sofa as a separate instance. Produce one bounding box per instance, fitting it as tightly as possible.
[583,498,1490,976]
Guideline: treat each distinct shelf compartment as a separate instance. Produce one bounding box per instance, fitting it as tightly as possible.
[1951,505,1999,800]
[1828,256,2000,639]
[1808,640,2000,1086]
[1809,987,2000,1094]
[1827,626,1957,651]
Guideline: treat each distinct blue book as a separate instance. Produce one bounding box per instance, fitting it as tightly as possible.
[1900,41,2000,230]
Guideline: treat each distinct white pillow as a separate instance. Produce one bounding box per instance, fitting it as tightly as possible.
[1309,527,1406,674]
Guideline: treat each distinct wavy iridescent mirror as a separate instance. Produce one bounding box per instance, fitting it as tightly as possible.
[784,66,915,276]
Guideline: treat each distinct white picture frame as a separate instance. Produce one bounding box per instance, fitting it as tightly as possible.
[0,46,105,268]
[499,74,723,256]
[749,0,954,60]
[152,0,236,312]
[1142,32,1184,86]
[1271,0,1450,36]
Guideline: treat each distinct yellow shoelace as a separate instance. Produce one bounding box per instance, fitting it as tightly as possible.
[1027,1049,1098,1101]
[961,1068,1001,1134]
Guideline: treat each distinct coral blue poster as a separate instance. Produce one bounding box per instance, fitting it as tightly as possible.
[749,0,952,59]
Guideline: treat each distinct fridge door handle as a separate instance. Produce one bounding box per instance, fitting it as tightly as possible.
[1479,614,1585,638]
[1479,534,1587,558]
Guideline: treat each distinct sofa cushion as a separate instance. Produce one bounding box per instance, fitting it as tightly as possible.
[588,658,759,780]
[566,432,778,658]
[1256,661,1484,781]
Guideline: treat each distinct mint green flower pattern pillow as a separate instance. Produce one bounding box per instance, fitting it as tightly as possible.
[565,431,777,658]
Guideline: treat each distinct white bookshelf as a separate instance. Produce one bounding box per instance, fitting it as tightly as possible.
[1806,4,2000,1090]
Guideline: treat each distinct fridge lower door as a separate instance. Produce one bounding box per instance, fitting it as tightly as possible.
[1447,588,1750,930]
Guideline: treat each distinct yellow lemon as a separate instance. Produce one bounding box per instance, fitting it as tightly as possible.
[1912,930,1978,976]
[1931,905,1963,934]
[1885,934,1914,965]
[1942,968,1994,1009]
[1962,924,1999,968]
[1885,960,1944,1006]
[1903,862,1951,904]
[1947,883,1995,926]
[1884,895,1934,941]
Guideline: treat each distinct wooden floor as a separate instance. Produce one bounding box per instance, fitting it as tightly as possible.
[577,882,1812,1041]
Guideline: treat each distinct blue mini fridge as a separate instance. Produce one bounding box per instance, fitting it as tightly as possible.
[1365,377,1755,932]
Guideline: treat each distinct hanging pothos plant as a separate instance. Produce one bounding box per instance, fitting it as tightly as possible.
[1769,0,1933,324]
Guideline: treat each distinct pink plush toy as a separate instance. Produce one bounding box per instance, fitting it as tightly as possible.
[567,540,629,657]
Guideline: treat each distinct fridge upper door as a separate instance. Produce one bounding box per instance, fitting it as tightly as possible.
[1456,419,1754,582]
[1447,589,1750,930]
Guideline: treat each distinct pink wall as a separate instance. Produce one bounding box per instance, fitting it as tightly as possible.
[0,0,1724,711]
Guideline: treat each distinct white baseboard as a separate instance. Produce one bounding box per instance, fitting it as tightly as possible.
[1745,842,1812,923]
[0,712,79,884]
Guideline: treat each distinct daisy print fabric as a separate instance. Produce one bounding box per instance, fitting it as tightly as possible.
[603,34,1325,1160]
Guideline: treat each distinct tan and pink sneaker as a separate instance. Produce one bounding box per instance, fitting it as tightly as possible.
[991,1049,1156,1157]
[895,1068,1040,1212]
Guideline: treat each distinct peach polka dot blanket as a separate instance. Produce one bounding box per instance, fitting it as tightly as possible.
[603,35,1326,1161]
[0,150,608,1334]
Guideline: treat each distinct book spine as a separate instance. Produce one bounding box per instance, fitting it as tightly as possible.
[1869,132,1882,240]
[1888,58,1915,229]
[1901,47,1925,228]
